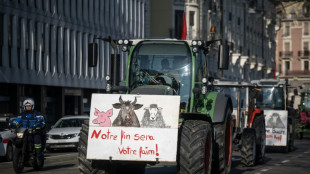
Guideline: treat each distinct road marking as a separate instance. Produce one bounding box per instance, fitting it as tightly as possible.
[260,168,270,172]
[281,160,290,163]
[304,151,309,154]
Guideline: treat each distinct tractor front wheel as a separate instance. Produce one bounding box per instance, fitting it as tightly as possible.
[212,107,233,174]
[252,115,266,164]
[177,119,213,174]
[241,128,256,166]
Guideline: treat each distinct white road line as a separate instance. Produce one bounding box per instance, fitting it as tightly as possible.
[281,160,290,163]
[260,168,270,172]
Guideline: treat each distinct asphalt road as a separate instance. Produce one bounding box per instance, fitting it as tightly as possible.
[0,136,309,174]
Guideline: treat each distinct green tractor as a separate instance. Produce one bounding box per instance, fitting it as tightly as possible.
[297,91,310,139]
[78,38,233,174]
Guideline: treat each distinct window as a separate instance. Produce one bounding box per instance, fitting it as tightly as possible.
[285,24,290,36]
[285,42,290,51]
[304,42,309,50]
[305,61,309,71]
[189,11,195,26]
[285,61,290,71]
[304,22,309,35]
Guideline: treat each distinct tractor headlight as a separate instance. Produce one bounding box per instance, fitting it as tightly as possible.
[105,75,111,81]
[192,47,198,53]
[197,40,203,46]
[118,40,123,45]
[202,78,207,84]
[17,133,24,138]
[122,45,128,52]
[123,40,129,45]
[202,86,207,95]
[106,83,112,92]
[192,40,197,46]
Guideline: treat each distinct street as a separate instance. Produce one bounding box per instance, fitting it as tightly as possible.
[0,136,309,174]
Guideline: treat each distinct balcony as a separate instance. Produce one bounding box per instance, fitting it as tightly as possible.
[280,70,310,76]
[279,51,293,59]
[298,50,310,57]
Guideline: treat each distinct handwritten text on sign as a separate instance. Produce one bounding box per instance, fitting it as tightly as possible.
[264,110,288,146]
[87,127,178,161]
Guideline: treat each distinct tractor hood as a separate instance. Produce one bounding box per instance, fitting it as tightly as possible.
[130,85,175,95]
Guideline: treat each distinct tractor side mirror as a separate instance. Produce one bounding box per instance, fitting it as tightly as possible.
[88,43,98,67]
[218,44,229,70]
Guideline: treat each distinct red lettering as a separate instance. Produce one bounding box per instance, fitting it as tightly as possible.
[91,129,117,140]
[121,130,131,145]
[274,134,282,142]
[91,129,101,139]
[134,134,155,141]
[118,146,136,155]
[139,146,155,158]
[266,135,272,138]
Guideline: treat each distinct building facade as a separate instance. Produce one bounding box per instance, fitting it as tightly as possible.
[275,1,310,100]
[146,0,278,82]
[0,0,145,127]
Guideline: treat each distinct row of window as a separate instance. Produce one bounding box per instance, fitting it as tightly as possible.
[282,60,309,71]
[284,22,310,36]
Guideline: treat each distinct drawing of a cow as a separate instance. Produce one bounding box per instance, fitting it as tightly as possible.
[112,96,143,127]
[141,104,166,128]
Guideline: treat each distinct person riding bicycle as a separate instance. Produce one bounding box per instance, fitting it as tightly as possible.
[11,98,46,166]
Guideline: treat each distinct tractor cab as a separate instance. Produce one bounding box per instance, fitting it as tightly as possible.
[251,80,287,110]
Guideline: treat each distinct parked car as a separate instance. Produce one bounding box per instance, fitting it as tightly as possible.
[46,115,89,152]
[0,116,16,161]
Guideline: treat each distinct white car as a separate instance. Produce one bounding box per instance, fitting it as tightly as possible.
[0,117,16,161]
[46,115,89,152]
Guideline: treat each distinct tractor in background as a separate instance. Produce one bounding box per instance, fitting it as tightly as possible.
[297,89,310,139]
[251,79,295,152]
[212,80,266,167]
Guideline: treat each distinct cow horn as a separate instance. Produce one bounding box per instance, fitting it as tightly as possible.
[132,97,137,105]
[119,96,124,103]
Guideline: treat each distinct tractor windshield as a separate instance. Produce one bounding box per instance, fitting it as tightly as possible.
[254,87,285,110]
[301,93,310,110]
[129,40,192,104]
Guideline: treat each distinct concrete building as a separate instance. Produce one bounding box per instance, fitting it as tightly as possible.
[276,1,310,98]
[0,0,145,127]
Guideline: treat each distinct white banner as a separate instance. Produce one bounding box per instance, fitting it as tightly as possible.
[86,94,180,162]
[264,110,288,146]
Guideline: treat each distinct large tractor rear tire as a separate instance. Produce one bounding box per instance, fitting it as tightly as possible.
[288,118,295,152]
[177,119,213,174]
[78,120,109,174]
[252,115,266,164]
[241,128,256,166]
[212,107,233,174]
[78,120,145,174]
